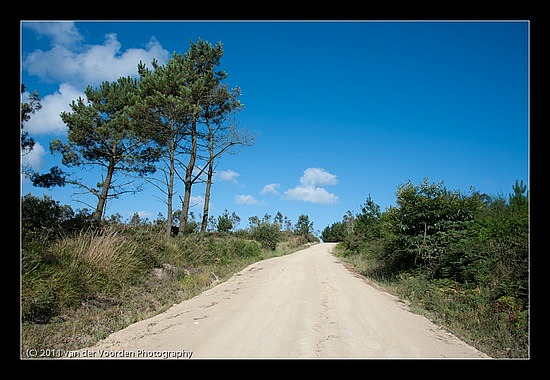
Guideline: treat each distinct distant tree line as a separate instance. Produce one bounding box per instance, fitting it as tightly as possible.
[21,192,318,251]
[22,39,254,239]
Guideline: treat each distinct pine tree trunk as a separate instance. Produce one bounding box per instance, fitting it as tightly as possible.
[179,119,198,232]
[165,140,176,238]
[200,145,214,239]
[93,162,115,222]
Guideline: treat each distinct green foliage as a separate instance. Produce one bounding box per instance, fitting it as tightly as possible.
[54,76,163,220]
[20,199,307,329]
[249,217,282,250]
[21,227,150,324]
[30,166,66,188]
[338,196,383,252]
[355,194,382,240]
[380,179,482,274]
[321,221,347,242]
[21,193,96,244]
[58,77,159,171]
[135,39,251,238]
[20,84,41,153]
[509,179,528,212]
[20,223,265,325]
[217,209,234,233]
[294,214,317,242]
[20,209,307,356]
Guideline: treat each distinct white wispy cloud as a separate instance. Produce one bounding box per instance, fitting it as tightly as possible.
[260,183,280,195]
[23,28,169,88]
[216,169,240,184]
[23,22,83,47]
[284,167,339,205]
[235,194,260,205]
[299,167,339,187]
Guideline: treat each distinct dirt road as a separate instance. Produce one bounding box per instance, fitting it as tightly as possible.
[76,243,489,359]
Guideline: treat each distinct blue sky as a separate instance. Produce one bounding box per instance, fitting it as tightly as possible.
[20,20,529,234]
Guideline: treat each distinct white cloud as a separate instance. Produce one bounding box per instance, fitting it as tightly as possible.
[24,83,84,135]
[23,21,83,47]
[216,169,240,184]
[299,167,339,187]
[235,194,260,205]
[24,31,169,88]
[21,141,46,170]
[284,167,339,205]
[285,185,339,205]
[260,183,280,195]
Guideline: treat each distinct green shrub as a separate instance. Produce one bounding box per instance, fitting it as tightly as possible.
[21,193,96,245]
[250,222,282,250]
[230,238,262,257]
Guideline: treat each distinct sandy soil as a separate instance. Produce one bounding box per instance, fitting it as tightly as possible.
[74,243,490,359]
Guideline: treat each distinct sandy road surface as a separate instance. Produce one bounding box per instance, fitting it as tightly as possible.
[77,243,489,359]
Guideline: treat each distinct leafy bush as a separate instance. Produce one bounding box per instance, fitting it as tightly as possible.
[21,193,96,244]
[321,221,347,242]
[250,221,282,250]
[230,238,262,257]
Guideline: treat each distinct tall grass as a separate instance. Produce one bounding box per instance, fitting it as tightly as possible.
[21,227,148,324]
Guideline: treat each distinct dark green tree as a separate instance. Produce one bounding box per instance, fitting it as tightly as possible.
[216,209,234,233]
[321,221,347,242]
[509,179,528,212]
[136,53,194,237]
[294,214,314,241]
[129,212,142,226]
[21,193,94,243]
[274,211,284,227]
[354,194,382,242]
[54,76,162,221]
[178,39,226,234]
[383,178,479,273]
[30,167,67,188]
[249,215,282,250]
[136,41,252,238]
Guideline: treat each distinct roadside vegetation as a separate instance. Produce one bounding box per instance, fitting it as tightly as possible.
[20,193,318,358]
[322,178,529,358]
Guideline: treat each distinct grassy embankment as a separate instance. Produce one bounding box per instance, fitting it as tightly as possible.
[21,225,309,358]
